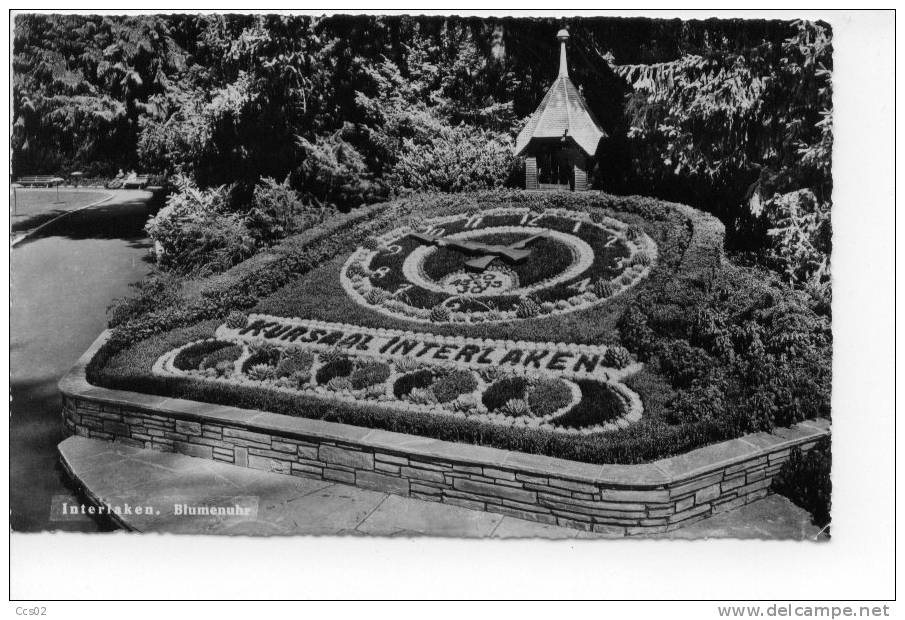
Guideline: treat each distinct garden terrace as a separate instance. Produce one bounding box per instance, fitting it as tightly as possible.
[89,190,831,466]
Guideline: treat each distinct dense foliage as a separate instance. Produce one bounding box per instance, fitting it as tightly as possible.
[15,15,833,300]
[618,20,832,300]
[772,437,832,529]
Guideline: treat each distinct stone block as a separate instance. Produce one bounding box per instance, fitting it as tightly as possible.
[668,473,723,498]
[375,462,400,474]
[174,420,202,436]
[113,436,144,449]
[376,453,410,466]
[411,492,441,503]
[444,496,485,512]
[483,467,517,481]
[712,496,746,514]
[297,444,318,460]
[103,420,130,437]
[291,462,323,477]
[271,440,297,454]
[721,476,746,492]
[747,469,766,483]
[674,496,694,512]
[626,525,666,536]
[746,488,769,503]
[515,473,548,485]
[668,503,711,524]
[163,431,188,442]
[234,446,248,468]
[725,456,767,477]
[694,483,722,504]
[556,517,592,531]
[248,454,291,475]
[548,478,598,494]
[400,466,446,484]
[319,445,374,471]
[324,468,355,484]
[223,427,272,446]
[174,441,213,460]
[410,482,442,495]
[357,470,410,495]
[737,478,771,496]
[451,464,483,475]
[452,478,536,505]
[593,524,628,536]
[600,487,671,503]
[647,506,675,518]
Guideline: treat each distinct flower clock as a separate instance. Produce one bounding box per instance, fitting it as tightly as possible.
[341,207,657,323]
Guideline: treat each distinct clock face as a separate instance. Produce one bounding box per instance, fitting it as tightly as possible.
[341,207,657,324]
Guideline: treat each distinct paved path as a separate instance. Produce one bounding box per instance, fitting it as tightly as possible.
[10,187,112,243]
[58,436,822,539]
[10,190,154,532]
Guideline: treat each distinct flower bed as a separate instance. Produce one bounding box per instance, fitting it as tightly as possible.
[87,190,831,465]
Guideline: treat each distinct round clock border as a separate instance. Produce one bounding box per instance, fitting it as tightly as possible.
[340,207,659,324]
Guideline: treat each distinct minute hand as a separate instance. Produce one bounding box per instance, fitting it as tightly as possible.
[443,239,531,263]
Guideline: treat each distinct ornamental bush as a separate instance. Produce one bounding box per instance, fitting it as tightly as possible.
[393,370,435,398]
[145,176,258,276]
[275,351,315,378]
[349,361,392,390]
[431,370,478,403]
[315,357,354,385]
[482,376,528,412]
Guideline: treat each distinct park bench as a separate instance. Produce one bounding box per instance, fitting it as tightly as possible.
[16,175,62,188]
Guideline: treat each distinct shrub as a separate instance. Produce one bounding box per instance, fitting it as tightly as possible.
[107,273,182,328]
[199,344,243,371]
[241,345,281,374]
[431,370,478,403]
[275,351,315,378]
[657,340,714,388]
[247,363,276,381]
[247,176,312,245]
[527,379,573,417]
[430,304,451,322]
[393,369,435,398]
[482,376,528,412]
[500,398,530,417]
[225,311,249,330]
[173,340,232,371]
[515,297,540,319]
[618,305,656,357]
[326,377,353,392]
[631,251,652,267]
[603,346,632,369]
[350,361,392,390]
[145,176,257,275]
[665,382,727,424]
[771,438,831,529]
[592,279,615,299]
[408,387,439,405]
[316,357,354,385]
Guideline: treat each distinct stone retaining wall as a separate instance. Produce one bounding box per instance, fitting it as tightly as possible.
[60,332,830,535]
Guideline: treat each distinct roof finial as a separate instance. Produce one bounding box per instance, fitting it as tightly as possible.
[557,28,569,78]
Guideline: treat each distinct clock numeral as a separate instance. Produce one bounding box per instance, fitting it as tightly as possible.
[464,215,484,229]
[526,213,545,226]
[567,278,592,293]
[572,221,582,234]
[371,266,391,279]
[603,236,617,248]
[383,244,402,255]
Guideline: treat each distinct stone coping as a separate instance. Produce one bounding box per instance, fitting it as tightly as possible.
[61,330,831,489]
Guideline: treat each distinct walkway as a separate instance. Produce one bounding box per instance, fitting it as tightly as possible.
[59,436,823,539]
[10,190,154,532]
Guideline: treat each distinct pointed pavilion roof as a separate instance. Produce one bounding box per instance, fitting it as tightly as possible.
[515,29,607,158]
